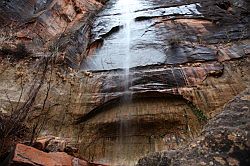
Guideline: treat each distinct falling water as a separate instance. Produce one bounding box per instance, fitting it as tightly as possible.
[80,0,204,164]
[117,0,136,165]
[121,0,133,94]
[77,0,206,164]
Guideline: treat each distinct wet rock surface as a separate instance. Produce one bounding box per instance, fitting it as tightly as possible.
[137,88,250,166]
[82,0,249,70]
[0,0,250,165]
[77,62,224,123]
[73,57,249,165]
[2,56,248,165]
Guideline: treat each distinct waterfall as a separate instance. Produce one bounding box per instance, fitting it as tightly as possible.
[121,0,132,94]
[117,0,135,165]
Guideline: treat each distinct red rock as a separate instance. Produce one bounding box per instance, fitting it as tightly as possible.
[10,144,101,166]
[0,0,103,67]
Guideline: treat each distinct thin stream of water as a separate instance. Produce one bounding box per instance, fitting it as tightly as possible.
[81,0,202,71]
[80,0,204,164]
[117,0,136,92]
[117,0,137,165]
[124,1,131,93]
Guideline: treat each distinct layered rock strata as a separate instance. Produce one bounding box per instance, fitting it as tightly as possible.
[137,88,250,166]
[0,0,249,165]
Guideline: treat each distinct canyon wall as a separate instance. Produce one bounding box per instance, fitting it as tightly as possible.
[0,0,249,165]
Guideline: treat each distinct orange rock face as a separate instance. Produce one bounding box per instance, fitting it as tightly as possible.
[12,144,83,166]
[0,0,103,67]
[10,144,106,166]
[0,0,249,165]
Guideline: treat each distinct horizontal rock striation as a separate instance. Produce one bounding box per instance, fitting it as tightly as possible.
[0,0,249,165]
[137,88,250,166]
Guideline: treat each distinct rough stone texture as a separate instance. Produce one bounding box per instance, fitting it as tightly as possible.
[82,0,250,70]
[0,0,249,165]
[2,56,249,165]
[75,58,249,165]
[0,0,103,67]
[137,88,250,166]
[7,143,106,166]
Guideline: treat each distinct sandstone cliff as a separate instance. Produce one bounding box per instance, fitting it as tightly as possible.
[0,0,249,165]
[137,88,250,166]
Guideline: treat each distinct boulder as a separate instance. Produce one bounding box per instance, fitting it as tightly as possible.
[44,137,67,153]
[33,136,79,157]
[33,136,55,151]
[8,144,106,166]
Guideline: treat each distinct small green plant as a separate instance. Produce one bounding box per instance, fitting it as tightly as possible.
[187,102,207,122]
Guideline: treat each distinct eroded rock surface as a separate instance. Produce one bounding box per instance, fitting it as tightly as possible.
[82,0,249,70]
[0,0,103,67]
[137,88,250,166]
[0,0,249,165]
